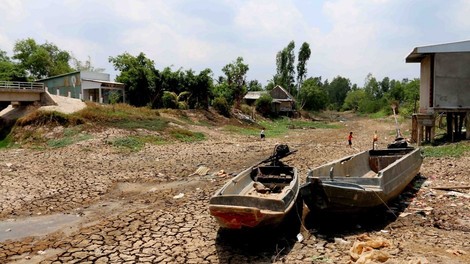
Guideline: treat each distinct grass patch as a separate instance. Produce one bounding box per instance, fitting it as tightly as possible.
[47,131,92,148]
[422,141,470,158]
[110,136,144,151]
[223,125,258,136]
[77,103,168,131]
[259,118,339,137]
[368,110,389,119]
[110,135,167,151]
[0,135,14,149]
[17,110,85,127]
[223,117,339,138]
[169,128,205,142]
[0,120,15,149]
[106,119,168,131]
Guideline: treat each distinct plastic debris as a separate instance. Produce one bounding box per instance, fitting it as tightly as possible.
[350,235,390,263]
[296,233,304,242]
[334,237,350,246]
[217,170,228,177]
[173,193,184,199]
[445,191,470,199]
[399,213,411,217]
[191,166,210,176]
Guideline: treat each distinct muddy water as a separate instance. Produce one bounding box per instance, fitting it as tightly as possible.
[0,213,81,242]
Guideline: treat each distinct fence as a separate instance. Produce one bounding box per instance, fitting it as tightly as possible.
[0,81,44,91]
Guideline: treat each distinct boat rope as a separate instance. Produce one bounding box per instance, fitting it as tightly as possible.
[294,201,309,234]
[372,191,397,218]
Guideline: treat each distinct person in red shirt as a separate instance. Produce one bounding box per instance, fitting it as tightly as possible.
[348,132,353,148]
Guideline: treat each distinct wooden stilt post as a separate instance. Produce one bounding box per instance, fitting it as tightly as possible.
[466,112,470,140]
[447,113,453,141]
[453,113,459,141]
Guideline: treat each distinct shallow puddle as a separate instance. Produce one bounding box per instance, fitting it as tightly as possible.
[0,213,81,242]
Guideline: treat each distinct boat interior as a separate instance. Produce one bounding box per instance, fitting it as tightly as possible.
[311,148,413,181]
[250,166,295,193]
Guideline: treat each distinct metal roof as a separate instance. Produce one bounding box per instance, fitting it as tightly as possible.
[82,79,125,88]
[406,40,470,63]
[243,91,267,100]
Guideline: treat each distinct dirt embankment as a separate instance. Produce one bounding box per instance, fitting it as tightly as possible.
[0,112,469,263]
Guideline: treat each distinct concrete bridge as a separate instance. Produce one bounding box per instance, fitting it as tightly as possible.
[0,81,45,110]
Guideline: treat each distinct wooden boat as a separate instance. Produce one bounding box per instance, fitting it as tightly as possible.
[209,145,299,229]
[300,147,423,213]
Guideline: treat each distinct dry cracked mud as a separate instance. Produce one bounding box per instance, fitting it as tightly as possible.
[0,112,469,263]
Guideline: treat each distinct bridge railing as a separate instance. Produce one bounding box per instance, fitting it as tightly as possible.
[0,81,44,91]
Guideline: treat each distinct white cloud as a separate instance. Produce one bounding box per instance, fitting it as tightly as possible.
[447,0,470,36]
[234,0,305,40]
[0,0,467,85]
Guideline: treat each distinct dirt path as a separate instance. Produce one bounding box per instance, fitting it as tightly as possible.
[0,114,469,263]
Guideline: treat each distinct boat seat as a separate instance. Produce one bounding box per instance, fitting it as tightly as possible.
[255,173,293,184]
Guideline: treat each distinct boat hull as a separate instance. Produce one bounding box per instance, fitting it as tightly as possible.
[209,165,299,229]
[300,148,423,213]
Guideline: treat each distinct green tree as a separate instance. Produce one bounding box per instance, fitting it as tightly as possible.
[247,80,263,91]
[343,89,366,111]
[273,41,296,94]
[298,77,328,111]
[72,55,105,72]
[404,78,420,102]
[0,50,26,81]
[364,73,381,99]
[108,91,121,111]
[380,77,390,94]
[212,80,233,106]
[109,52,157,107]
[221,57,249,108]
[386,79,405,102]
[326,76,351,110]
[186,68,213,109]
[296,42,311,93]
[13,38,73,79]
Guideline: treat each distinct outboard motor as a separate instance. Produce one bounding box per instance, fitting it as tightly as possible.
[387,137,409,149]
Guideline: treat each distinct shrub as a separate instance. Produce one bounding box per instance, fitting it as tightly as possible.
[240,104,253,116]
[255,94,273,116]
[212,96,231,117]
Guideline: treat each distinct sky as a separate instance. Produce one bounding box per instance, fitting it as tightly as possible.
[1,0,469,86]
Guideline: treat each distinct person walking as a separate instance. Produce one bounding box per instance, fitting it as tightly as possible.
[373,130,379,150]
[348,132,353,148]
[260,128,265,141]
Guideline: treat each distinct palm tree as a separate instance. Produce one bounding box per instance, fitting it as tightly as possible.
[163,91,190,109]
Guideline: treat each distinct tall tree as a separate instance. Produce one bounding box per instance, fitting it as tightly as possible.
[0,50,26,81]
[13,38,73,79]
[364,73,381,99]
[72,55,105,72]
[221,57,249,108]
[247,80,263,91]
[298,77,328,111]
[109,52,157,107]
[274,41,296,94]
[186,68,213,109]
[296,42,311,93]
[326,76,351,110]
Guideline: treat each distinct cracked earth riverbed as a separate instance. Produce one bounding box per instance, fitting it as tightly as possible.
[1,114,469,263]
